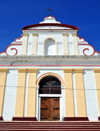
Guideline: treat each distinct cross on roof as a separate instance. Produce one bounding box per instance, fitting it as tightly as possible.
[46,8,53,16]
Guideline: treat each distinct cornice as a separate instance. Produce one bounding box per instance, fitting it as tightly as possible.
[0,55,100,61]
[0,56,100,67]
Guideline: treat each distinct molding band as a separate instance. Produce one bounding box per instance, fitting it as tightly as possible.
[64,117,89,121]
[13,117,37,121]
[98,117,100,121]
[0,117,3,121]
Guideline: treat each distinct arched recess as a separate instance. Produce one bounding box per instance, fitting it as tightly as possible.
[39,76,61,94]
[44,38,56,55]
[36,72,64,87]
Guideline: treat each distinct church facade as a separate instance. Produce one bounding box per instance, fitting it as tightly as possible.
[0,15,100,121]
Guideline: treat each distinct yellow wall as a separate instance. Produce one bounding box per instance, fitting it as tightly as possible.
[26,69,38,117]
[63,69,74,117]
[94,69,100,116]
[14,69,26,117]
[74,69,86,117]
[0,69,8,116]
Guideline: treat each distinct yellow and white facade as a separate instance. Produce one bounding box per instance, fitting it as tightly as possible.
[0,15,100,121]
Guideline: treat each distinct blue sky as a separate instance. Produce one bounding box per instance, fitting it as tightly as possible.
[0,0,100,52]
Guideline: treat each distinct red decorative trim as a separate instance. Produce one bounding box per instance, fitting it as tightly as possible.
[6,48,18,56]
[78,36,86,42]
[78,44,95,56]
[13,117,37,121]
[22,23,78,30]
[0,64,100,67]
[14,34,23,42]
[23,29,77,31]
[0,117,3,120]
[64,117,89,121]
[98,117,100,121]
[95,51,100,54]
[0,44,22,56]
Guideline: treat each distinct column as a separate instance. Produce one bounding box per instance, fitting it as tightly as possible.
[72,33,79,55]
[63,69,74,120]
[13,69,26,120]
[21,33,28,55]
[62,33,69,55]
[36,86,39,120]
[74,69,88,120]
[26,68,38,121]
[94,69,100,120]
[31,34,38,55]
[0,68,8,120]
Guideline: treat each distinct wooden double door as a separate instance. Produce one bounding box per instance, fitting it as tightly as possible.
[40,97,60,121]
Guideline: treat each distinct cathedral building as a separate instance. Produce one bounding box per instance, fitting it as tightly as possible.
[0,15,100,122]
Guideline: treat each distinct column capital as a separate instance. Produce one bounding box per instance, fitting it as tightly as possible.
[93,69,100,73]
[18,68,27,72]
[0,68,8,72]
[32,33,38,36]
[72,33,77,36]
[62,33,68,36]
[23,33,29,36]
[63,69,73,73]
[28,68,38,73]
[73,69,83,73]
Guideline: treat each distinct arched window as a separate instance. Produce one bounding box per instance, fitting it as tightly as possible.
[39,76,61,94]
[44,38,56,55]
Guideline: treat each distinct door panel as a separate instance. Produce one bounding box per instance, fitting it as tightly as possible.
[40,97,60,121]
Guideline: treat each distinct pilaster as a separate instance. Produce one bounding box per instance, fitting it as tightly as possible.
[62,33,69,55]
[0,68,8,121]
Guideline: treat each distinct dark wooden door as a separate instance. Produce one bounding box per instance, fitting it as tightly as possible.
[40,97,60,121]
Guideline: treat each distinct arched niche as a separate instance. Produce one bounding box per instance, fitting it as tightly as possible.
[44,38,56,55]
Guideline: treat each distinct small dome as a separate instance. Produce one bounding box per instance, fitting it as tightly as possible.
[39,15,60,24]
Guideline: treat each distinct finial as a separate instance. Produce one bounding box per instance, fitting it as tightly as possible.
[46,8,53,16]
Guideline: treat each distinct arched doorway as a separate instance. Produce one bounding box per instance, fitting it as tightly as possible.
[39,76,61,121]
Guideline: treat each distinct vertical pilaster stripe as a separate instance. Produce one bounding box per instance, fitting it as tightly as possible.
[94,69,100,116]
[72,34,79,55]
[21,33,28,55]
[74,69,86,117]
[26,69,38,117]
[62,33,69,55]
[31,34,38,55]
[63,69,74,117]
[0,69,8,117]
[14,69,26,117]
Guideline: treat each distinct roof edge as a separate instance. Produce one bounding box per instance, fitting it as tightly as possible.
[22,23,78,30]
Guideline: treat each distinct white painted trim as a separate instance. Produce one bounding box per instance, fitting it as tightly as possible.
[36,86,39,120]
[83,70,98,121]
[72,72,77,117]
[24,71,28,117]
[38,94,62,97]
[2,70,18,121]
[83,71,88,117]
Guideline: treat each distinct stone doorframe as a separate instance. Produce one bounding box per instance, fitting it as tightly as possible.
[37,93,64,121]
[36,73,65,121]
